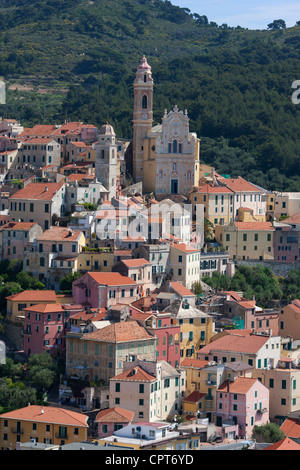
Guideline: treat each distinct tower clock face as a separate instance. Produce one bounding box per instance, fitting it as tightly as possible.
[142,113,147,119]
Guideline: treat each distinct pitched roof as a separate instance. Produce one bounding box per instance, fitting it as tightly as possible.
[170,282,195,297]
[280,417,300,438]
[120,258,151,267]
[171,243,199,253]
[6,290,57,302]
[86,272,137,286]
[0,221,37,231]
[217,377,259,394]
[199,333,269,355]
[110,365,156,382]
[0,405,88,427]
[38,226,82,242]
[9,182,65,201]
[218,176,264,193]
[183,391,206,403]
[263,437,300,451]
[234,221,274,231]
[280,212,300,225]
[22,303,65,314]
[195,183,233,194]
[82,321,152,343]
[95,407,134,423]
[180,358,209,368]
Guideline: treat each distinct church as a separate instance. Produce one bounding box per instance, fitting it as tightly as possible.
[132,55,200,196]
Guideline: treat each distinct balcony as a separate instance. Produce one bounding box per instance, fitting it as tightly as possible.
[55,432,68,439]
[257,407,268,414]
[11,427,24,434]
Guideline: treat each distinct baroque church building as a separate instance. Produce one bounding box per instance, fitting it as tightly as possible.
[132,55,200,196]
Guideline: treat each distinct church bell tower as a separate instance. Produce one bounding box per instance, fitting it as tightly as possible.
[132,55,153,183]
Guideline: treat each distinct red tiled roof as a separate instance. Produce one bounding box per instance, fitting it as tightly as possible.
[121,258,151,267]
[280,417,300,438]
[217,377,258,394]
[83,321,152,343]
[95,407,134,423]
[195,183,233,194]
[171,243,199,253]
[218,176,264,193]
[111,365,156,382]
[0,405,88,427]
[0,221,37,231]
[18,124,58,137]
[183,391,206,403]
[38,226,82,242]
[234,222,274,231]
[87,272,137,286]
[9,182,65,201]
[170,282,195,297]
[22,303,65,314]
[281,212,300,225]
[264,437,300,451]
[199,333,269,354]
[180,359,209,368]
[70,308,107,321]
[6,290,57,302]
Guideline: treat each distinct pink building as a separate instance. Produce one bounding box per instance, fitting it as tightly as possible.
[23,303,67,356]
[129,307,181,368]
[72,271,138,309]
[0,221,43,261]
[95,407,134,438]
[113,258,152,297]
[215,376,269,439]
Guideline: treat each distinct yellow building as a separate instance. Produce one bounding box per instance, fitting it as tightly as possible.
[6,289,59,322]
[279,300,300,340]
[0,405,88,450]
[77,249,115,272]
[169,302,213,361]
[189,183,234,226]
[215,221,275,261]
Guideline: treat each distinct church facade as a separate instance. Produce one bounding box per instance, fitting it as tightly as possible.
[132,56,200,196]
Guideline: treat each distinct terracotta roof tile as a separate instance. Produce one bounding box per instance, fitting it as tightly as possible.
[95,407,134,423]
[87,272,137,286]
[280,418,300,438]
[9,182,65,201]
[183,391,206,403]
[38,226,82,242]
[217,377,258,394]
[121,258,151,267]
[83,321,152,343]
[195,184,233,194]
[234,222,274,231]
[110,365,156,382]
[6,290,57,302]
[218,176,264,193]
[264,437,300,451]
[0,405,88,427]
[199,333,269,354]
[170,282,195,297]
[22,303,65,314]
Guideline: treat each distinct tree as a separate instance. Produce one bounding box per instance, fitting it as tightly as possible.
[252,422,285,443]
[191,281,202,296]
[267,19,286,30]
[59,271,83,292]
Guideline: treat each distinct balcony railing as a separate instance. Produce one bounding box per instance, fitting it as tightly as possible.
[11,427,24,434]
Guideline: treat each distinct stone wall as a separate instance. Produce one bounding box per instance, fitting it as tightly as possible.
[235,259,300,278]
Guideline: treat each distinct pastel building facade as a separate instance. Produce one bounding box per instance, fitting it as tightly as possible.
[215,377,269,439]
[72,271,138,309]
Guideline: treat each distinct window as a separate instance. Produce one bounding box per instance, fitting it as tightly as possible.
[115,383,120,392]
[139,384,144,393]
[142,95,147,109]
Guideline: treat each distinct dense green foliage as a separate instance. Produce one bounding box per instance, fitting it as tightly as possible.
[202,265,300,305]
[252,422,285,443]
[0,353,59,412]
[0,0,300,190]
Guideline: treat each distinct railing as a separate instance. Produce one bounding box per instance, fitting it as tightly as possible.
[11,427,24,434]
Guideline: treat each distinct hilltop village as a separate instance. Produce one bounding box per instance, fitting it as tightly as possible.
[0,56,300,452]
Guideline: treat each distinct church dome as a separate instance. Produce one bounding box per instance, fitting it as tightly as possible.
[99,121,115,136]
[137,55,151,71]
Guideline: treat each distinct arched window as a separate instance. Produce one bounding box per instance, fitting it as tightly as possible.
[173,163,177,171]
[142,95,147,109]
[159,170,163,179]
[144,74,147,83]
[187,170,191,180]
[173,140,178,153]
